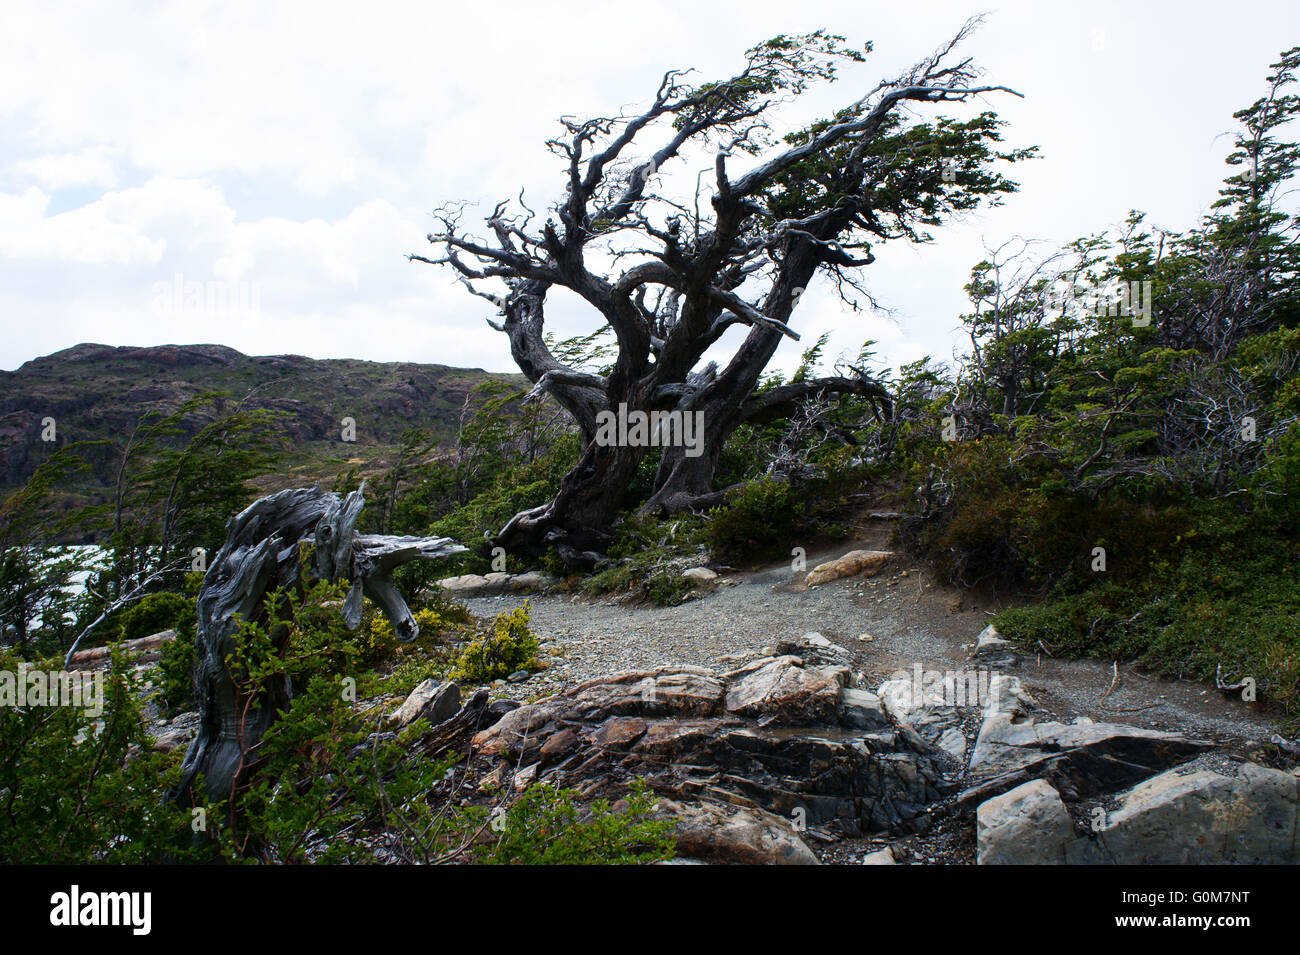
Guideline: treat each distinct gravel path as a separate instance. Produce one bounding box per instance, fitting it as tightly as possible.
[461,525,1282,745]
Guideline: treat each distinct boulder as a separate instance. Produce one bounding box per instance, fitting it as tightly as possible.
[1096,762,1300,864]
[803,549,892,587]
[661,798,820,865]
[437,574,491,594]
[681,567,719,588]
[508,571,552,592]
[977,779,1081,865]
[389,679,460,728]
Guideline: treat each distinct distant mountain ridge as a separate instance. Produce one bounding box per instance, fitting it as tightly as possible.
[0,343,522,490]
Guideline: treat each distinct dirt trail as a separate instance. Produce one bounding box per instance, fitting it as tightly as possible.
[462,520,1280,745]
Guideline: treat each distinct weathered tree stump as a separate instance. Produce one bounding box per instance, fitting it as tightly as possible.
[171,484,464,807]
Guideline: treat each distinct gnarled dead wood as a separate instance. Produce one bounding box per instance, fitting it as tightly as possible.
[171,484,464,807]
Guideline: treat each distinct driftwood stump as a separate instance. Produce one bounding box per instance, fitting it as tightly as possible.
[172,484,464,806]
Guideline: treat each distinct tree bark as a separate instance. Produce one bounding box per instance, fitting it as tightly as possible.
[170,485,464,809]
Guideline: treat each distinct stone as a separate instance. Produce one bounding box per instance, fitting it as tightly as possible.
[723,656,843,725]
[148,710,199,753]
[660,798,820,865]
[538,726,580,763]
[1096,762,1300,864]
[471,701,562,758]
[590,716,648,749]
[774,632,851,666]
[860,846,897,865]
[961,680,1215,805]
[569,666,726,718]
[682,567,718,587]
[977,780,1079,864]
[507,670,531,683]
[465,659,949,838]
[967,712,1212,797]
[508,571,551,592]
[838,687,891,731]
[437,574,490,594]
[876,671,975,763]
[970,624,1018,667]
[389,679,460,728]
[803,549,892,587]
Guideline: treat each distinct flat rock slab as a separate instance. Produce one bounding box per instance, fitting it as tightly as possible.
[962,712,1214,805]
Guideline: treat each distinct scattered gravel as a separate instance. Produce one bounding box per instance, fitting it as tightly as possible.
[459,525,1282,744]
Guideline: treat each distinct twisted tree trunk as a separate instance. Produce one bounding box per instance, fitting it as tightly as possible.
[171,484,464,808]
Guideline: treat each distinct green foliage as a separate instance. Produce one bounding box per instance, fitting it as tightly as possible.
[0,647,195,863]
[471,780,675,865]
[118,590,194,640]
[704,468,858,566]
[156,627,197,715]
[451,603,540,683]
[211,674,457,864]
[890,47,1300,720]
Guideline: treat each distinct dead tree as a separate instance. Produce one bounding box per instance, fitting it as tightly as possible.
[172,484,464,807]
[412,21,1029,564]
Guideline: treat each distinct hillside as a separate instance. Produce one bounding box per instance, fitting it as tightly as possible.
[0,343,523,492]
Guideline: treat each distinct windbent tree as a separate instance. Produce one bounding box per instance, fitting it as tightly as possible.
[412,21,1033,565]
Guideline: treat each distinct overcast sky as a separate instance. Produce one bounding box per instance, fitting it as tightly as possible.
[1,0,1296,378]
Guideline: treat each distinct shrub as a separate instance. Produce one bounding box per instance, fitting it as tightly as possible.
[0,647,195,863]
[471,780,675,865]
[451,603,540,683]
[118,590,195,640]
[156,627,197,715]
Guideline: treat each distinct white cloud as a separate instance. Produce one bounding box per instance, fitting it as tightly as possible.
[0,0,1295,375]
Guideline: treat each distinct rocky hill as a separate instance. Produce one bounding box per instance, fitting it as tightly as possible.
[0,343,522,491]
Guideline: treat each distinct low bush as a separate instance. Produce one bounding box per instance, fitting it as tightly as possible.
[451,603,540,683]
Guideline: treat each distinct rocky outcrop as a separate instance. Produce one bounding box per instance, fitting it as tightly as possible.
[469,651,950,845]
[1093,762,1300,863]
[969,624,1018,668]
[977,763,1300,864]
